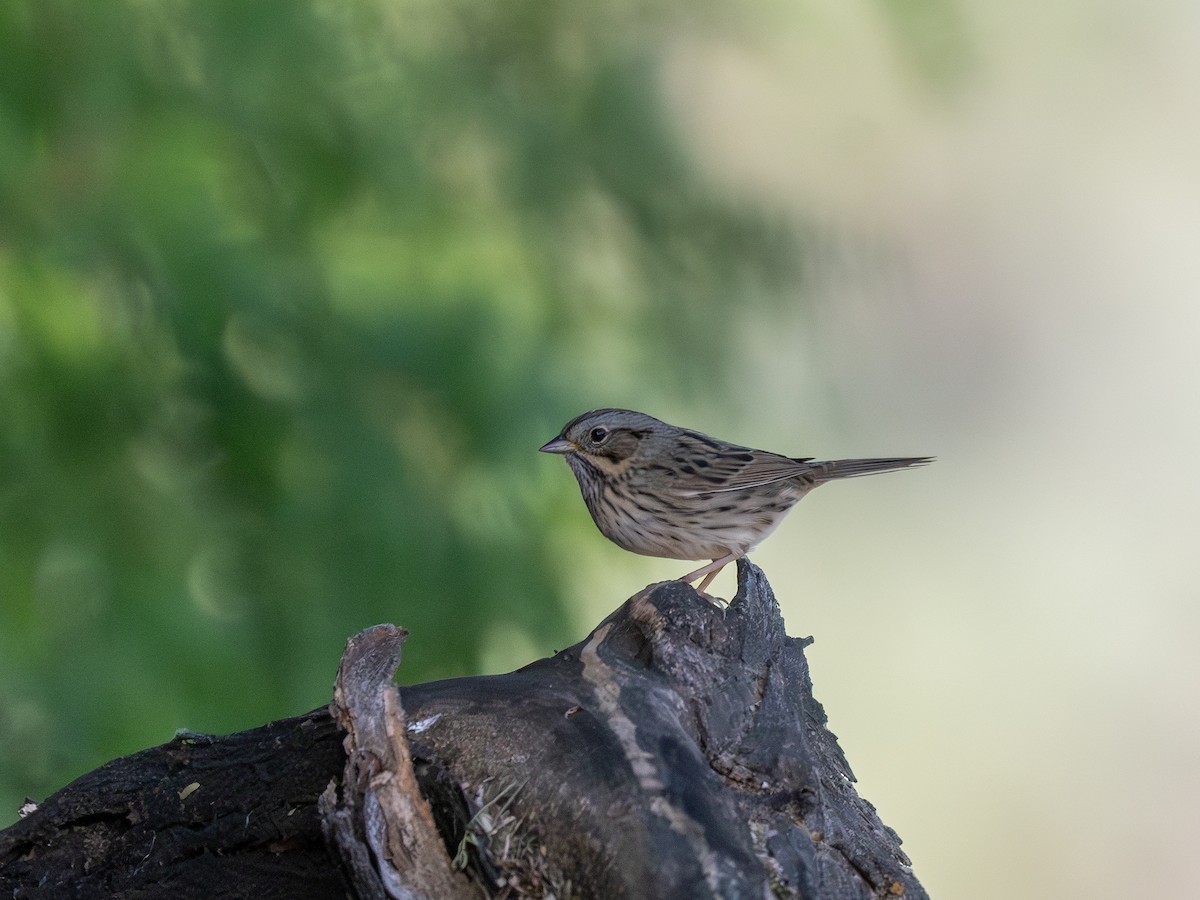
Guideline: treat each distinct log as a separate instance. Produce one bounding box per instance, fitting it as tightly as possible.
[0,561,926,899]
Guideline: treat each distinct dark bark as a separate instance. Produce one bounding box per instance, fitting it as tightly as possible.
[0,561,926,899]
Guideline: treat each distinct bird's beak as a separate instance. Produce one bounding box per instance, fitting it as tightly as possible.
[539,436,578,454]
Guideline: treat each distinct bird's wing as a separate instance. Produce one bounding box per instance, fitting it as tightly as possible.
[660,436,814,495]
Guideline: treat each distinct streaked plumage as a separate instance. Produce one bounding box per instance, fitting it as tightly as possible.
[540,408,932,594]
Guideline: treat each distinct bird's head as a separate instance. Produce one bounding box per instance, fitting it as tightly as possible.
[539,408,663,473]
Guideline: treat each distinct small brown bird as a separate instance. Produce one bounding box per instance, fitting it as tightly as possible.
[540,408,931,595]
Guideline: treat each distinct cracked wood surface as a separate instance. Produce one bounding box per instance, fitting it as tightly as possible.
[0,561,926,899]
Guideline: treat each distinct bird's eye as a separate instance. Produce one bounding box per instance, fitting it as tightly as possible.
[589,427,609,444]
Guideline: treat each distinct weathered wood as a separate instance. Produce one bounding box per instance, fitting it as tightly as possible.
[0,561,926,899]
[0,711,347,899]
[321,624,475,900]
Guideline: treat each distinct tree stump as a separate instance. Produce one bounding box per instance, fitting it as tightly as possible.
[0,561,926,899]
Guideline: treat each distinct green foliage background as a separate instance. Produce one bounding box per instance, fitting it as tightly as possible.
[0,0,799,821]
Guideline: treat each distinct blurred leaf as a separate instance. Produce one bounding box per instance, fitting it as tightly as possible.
[0,0,805,824]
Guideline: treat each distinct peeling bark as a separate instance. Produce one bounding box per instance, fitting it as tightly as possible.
[321,624,475,900]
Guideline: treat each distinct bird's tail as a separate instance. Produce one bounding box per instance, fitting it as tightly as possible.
[807,456,934,483]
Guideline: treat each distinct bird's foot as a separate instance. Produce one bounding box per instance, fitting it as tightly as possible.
[678,553,740,607]
[695,588,729,609]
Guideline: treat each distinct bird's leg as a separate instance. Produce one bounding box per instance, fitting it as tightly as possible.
[680,552,740,594]
[695,567,723,595]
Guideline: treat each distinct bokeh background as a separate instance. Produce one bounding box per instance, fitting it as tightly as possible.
[2,1,1198,898]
